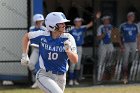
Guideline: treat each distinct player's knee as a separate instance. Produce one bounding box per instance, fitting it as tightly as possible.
[36,78,53,93]
[69,65,76,71]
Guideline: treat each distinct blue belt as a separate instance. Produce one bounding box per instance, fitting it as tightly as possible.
[46,70,64,75]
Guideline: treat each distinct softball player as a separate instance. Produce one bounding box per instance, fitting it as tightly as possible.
[119,12,140,84]
[68,17,93,86]
[29,14,46,88]
[21,12,78,93]
[97,16,114,81]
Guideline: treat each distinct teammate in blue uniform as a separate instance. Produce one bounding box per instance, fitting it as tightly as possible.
[97,16,114,81]
[29,14,46,88]
[119,12,140,84]
[21,12,78,93]
[68,17,93,86]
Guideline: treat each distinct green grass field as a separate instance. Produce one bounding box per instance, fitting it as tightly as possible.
[0,84,140,93]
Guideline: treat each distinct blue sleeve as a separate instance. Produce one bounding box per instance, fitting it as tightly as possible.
[30,36,41,46]
[136,25,138,34]
[81,26,87,32]
[30,29,34,32]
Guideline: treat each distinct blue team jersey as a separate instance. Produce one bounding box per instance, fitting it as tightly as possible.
[97,24,113,44]
[69,26,87,46]
[28,31,77,73]
[120,22,138,42]
[29,26,46,47]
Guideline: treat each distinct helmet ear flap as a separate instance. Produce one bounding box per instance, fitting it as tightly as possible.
[48,24,59,31]
[49,25,54,29]
[55,24,59,30]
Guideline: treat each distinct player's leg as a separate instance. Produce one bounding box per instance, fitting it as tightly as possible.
[55,74,66,92]
[123,43,130,84]
[36,69,63,93]
[28,47,39,88]
[69,61,76,86]
[130,42,137,62]
[130,42,137,80]
[108,44,114,56]
[97,45,107,81]
[74,46,82,85]
[106,44,114,80]
[68,47,82,86]
[107,44,114,65]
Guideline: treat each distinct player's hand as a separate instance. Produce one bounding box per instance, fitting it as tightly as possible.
[64,40,72,52]
[103,32,107,36]
[95,10,101,19]
[21,53,29,66]
[102,31,107,38]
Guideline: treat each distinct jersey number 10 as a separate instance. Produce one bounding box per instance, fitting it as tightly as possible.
[48,52,58,60]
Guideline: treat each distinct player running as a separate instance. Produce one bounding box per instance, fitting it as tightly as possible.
[21,12,78,93]
[29,14,46,88]
[119,12,140,84]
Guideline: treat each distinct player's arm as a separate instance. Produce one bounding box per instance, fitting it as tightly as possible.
[86,11,101,29]
[21,31,44,65]
[97,34,105,40]
[118,33,124,49]
[137,34,140,49]
[136,24,140,50]
[97,26,105,40]
[22,33,30,54]
[64,35,78,64]
[21,33,30,66]
[66,48,78,64]
[22,31,41,53]
[86,21,93,29]
[118,24,125,49]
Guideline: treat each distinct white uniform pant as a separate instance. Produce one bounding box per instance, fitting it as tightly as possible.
[97,43,114,81]
[123,42,137,70]
[36,69,66,93]
[98,44,114,66]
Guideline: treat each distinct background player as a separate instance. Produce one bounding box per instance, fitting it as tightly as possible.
[97,16,114,81]
[68,17,93,86]
[29,14,46,88]
[21,12,78,93]
[119,12,140,84]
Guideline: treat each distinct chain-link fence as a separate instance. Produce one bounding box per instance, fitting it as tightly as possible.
[0,0,31,82]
